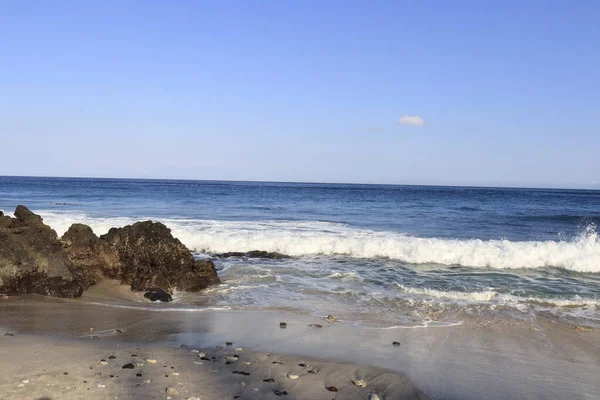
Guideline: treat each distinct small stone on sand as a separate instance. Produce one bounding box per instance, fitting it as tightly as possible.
[287,374,299,380]
[166,387,179,395]
[146,359,157,364]
[122,363,135,369]
[393,341,401,347]
[226,341,233,346]
[273,389,288,396]
[236,347,243,352]
[326,386,339,392]
[352,379,368,388]
[280,322,287,329]
[97,384,106,388]
[197,352,206,358]
[309,324,322,328]
[369,395,382,400]
[326,315,336,322]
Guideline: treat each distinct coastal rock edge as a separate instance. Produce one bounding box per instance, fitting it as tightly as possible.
[0,206,220,298]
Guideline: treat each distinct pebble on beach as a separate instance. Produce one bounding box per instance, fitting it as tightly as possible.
[369,395,382,400]
[326,315,336,323]
[393,341,401,347]
[326,385,340,392]
[122,363,135,369]
[287,374,299,380]
[280,322,288,329]
[146,359,157,363]
[308,324,322,328]
[166,387,179,395]
[352,379,368,388]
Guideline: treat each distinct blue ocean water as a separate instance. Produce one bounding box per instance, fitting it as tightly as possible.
[1,176,599,326]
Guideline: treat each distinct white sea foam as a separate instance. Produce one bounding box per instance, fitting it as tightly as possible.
[397,284,498,302]
[396,284,600,308]
[328,272,364,281]
[37,211,600,273]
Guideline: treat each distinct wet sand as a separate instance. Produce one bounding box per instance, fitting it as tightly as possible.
[1,287,599,399]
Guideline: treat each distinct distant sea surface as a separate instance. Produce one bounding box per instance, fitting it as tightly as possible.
[1,176,599,327]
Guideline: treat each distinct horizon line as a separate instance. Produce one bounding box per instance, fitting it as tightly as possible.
[1,174,599,192]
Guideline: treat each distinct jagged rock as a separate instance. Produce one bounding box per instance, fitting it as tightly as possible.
[101,221,220,292]
[61,224,122,289]
[216,250,290,259]
[0,206,83,297]
[143,288,172,302]
[1,206,220,297]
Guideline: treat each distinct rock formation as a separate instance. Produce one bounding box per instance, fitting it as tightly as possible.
[61,223,122,289]
[0,206,220,299]
[0,205,83,297]
[100,221,220,292]
[216,250,289,260]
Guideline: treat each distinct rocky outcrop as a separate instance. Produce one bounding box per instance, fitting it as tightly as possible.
[61,224,122,289]
[216,250,290,260]
[0,206,220,298]
[0,205,83,297]
[100,221,220,293]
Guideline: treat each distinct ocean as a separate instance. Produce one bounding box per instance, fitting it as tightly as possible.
[1,176,599,327]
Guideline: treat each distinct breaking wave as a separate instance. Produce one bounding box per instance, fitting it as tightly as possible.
[36,211,600,273]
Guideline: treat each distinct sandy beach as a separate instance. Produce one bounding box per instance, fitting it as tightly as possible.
[1,284,599,400]
[0,333,429,400]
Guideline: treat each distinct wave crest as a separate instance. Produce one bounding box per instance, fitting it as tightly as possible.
[37,212,600,273]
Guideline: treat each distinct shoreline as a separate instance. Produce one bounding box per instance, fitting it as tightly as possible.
[2,293,600,399]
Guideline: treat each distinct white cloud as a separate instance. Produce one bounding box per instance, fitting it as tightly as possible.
[398,116,425,126]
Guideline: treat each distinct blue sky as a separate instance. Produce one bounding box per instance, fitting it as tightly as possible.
[1,1,599,187]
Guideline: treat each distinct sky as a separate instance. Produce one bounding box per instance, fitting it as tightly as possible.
[1,1,599,188]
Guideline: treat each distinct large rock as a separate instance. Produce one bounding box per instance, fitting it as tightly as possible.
[61,224,122,289]
[0,206,83,297]
[100,221,220,293]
